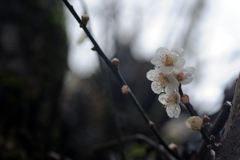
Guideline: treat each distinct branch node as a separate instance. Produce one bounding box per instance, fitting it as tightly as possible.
[148,121,155,127]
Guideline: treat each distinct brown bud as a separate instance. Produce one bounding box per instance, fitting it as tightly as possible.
[82,14,89,23]
[202,115,210,125]
[111,58,120,68]
[148,121,155,127]
[207,144,213,149]
[121,85,130,94]
[169,143,179,155]
[80,14,89,27]
[210,135,215,141]
[181,94,189,104]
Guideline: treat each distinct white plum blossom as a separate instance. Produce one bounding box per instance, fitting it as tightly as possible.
[174,67,195,85]
[151,47,186,74]
[146,46,196,118]
[146,68,178,94]
[186,116,202,131]
[158,91,181,118]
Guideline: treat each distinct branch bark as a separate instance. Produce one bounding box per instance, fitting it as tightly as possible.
[215,74,240,160]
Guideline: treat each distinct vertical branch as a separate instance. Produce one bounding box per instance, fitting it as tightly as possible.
[215,74,240,160]
[179,85,217,150]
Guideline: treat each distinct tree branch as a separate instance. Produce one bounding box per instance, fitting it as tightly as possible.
[215,74,240,160]
[62,0,182,159]
[197,102,231,159]
[179,84,217,150]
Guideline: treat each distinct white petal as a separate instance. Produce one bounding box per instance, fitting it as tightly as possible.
[181,76,193,85]
[151,58,163,66]
[166,104,181,118]
[186,119,192,129]
[171,47,184,56]
[184,67,195,76]
[155,47,170,56]
[166,75,179,90]
[158,93,168,105]
[160,66,174,74]
[146,69,159,81]
[151,81,163,94]
[165,86,174,95]
[174,58,186,69]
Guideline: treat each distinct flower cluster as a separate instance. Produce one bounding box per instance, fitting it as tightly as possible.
[147,47,195,118]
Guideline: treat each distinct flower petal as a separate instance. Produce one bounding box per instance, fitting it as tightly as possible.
[146,69,158,81]
[155,47,170,56]
[184,67,195,76]
[174,57,186,69]
[167,74,179,90]
[166,104,181,118]
[159,66,174,74]
[151,81,163,94]
[158,93,168,105]
[171,47,184,57]
[181,76,193,85]
[151,58,163,66]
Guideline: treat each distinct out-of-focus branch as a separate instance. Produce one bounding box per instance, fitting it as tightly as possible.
[197,102,231,159]
[84,134,170,159]
[215,74,240,160]
[62,0,182,159]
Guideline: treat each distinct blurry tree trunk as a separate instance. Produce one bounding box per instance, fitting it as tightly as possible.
[0,0,67,159]
[215,74,240,160]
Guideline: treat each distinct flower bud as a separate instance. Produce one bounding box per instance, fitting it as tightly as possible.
[148,121,155,127]
[82,14,89,23]
[181,94,189,104]
[186,116,202,131]
[80,14,89,27]
[207,144,213,149]
[210,135,215,141]
[121,85,130,94]
[202,115,210,125]
[111,58,120,68]
[168,143,179,154]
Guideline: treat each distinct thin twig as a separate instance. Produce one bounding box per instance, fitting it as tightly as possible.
[62,0,182,159]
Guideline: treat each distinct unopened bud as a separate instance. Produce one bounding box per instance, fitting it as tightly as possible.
[168,143,179,154]
[202,115,210,125]
[111,58,120,68]
[210,135,215,141]
[207,144,213,149]
[148,121,155,127]
[186,116,202,131]
[121,85,130,94]
[82,14,89,23]
[181,94,189,104]
[80,14,89,27]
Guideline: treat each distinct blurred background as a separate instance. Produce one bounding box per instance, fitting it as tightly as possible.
[0,0,239,159]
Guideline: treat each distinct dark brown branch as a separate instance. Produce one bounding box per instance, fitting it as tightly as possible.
[179,85,217,150]
[197,102,231,159]
[62,0,182,159]
[215,74,240,160]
